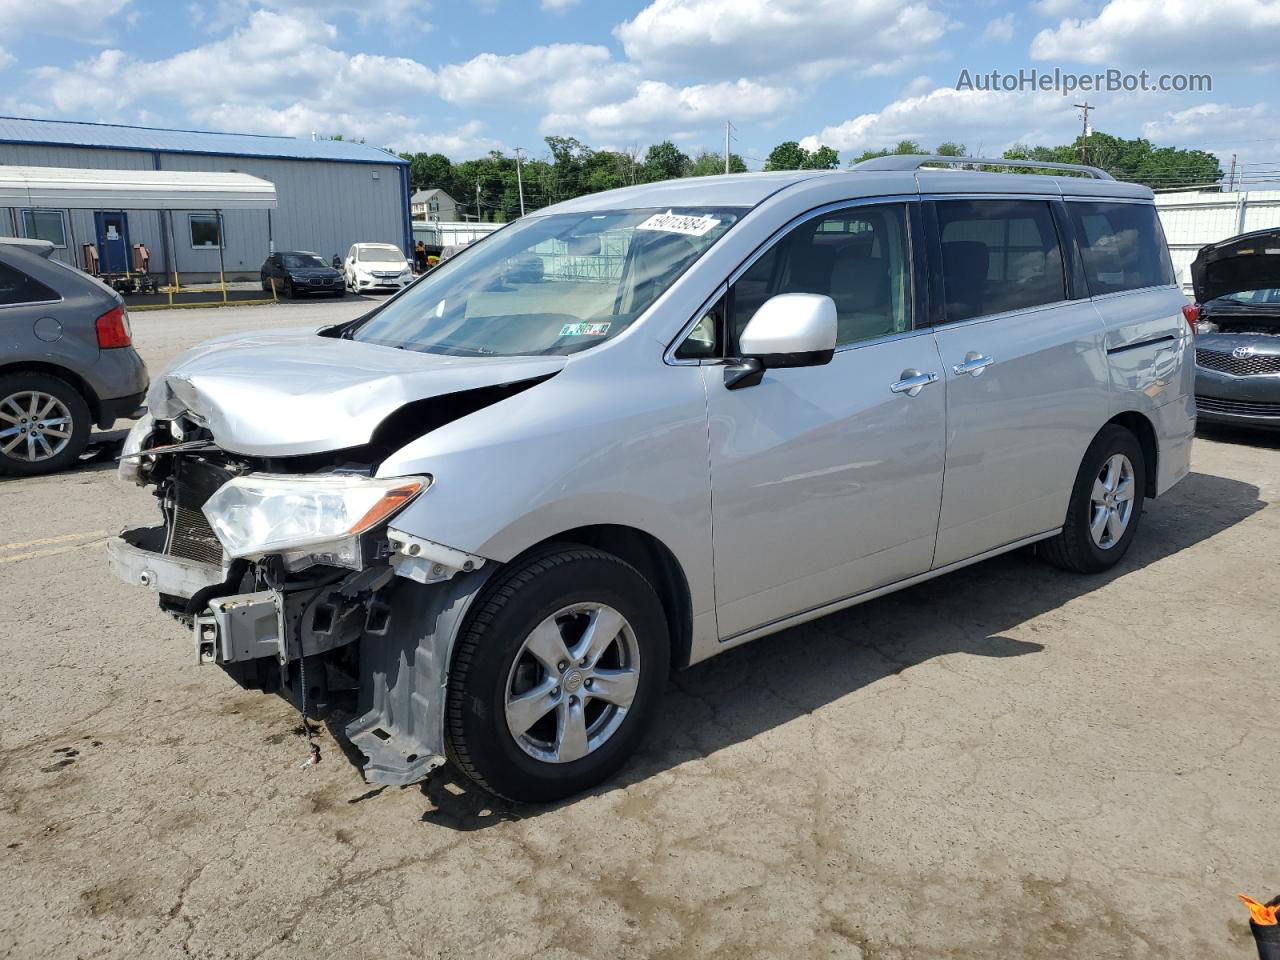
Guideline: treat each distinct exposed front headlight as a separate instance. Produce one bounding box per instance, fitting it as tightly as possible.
[202,473,429,567]
[116,412,154,484]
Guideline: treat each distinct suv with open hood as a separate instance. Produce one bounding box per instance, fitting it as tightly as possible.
[1187,228,1280,429]
[108,157,1194,802]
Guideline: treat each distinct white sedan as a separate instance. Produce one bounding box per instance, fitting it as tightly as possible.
[343,243,414,293]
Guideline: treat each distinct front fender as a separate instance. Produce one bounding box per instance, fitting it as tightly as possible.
[378,349,715,626]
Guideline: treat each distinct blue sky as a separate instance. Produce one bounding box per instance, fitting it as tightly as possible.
[1,0,1278,180]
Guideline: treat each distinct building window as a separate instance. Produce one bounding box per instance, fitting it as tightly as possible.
[22,209,67,248]
[189,214,224,249]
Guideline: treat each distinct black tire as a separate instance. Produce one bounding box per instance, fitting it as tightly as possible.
[1040,424,1146,573]
[445,545,669,803]
[0,372,92,477]
[282,278,295,299]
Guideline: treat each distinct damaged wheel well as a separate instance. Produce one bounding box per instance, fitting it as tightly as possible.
[532,524,693,672]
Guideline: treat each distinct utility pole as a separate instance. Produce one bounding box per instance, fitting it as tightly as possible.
[476,179,482,223]
[513,147,527,217]
[724,120,733,174]
[1074,102,1093,164]
[1227,153,1238,192]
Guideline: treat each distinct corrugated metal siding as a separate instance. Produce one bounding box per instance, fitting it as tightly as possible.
[1156,190,1280,291]
[1,142,408,279]
[0,116,405,166]
[156,153,407,276]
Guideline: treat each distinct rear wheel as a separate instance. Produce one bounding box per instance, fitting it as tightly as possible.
[1041,424,1146,573]
[0,373,92,476]
[445,545,669,803]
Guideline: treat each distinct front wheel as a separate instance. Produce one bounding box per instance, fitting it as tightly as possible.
[445,546,669,803]
[1041,424,1146,573]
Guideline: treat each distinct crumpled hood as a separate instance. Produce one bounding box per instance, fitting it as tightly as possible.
[146,329,567,456]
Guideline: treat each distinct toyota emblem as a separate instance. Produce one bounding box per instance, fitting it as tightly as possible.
[1232,345,1255,359]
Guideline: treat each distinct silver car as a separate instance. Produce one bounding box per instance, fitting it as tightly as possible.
[1,237,148,475]
[109,156,1194,802]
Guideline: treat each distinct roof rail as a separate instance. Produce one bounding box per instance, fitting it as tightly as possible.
[852,154,1114,181]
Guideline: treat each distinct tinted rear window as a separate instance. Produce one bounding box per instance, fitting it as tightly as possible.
[936,199,1066,323]
[0,260,58,306]
[1067,201,1175,295]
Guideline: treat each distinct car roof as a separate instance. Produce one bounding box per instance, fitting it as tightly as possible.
[0,236,56,257]
[356,242,401,249]
[534,164,1151,217]
[542,171,841,215]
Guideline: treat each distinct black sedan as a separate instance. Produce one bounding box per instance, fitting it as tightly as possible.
[1187,228,1280,430]
[260,251,346,299]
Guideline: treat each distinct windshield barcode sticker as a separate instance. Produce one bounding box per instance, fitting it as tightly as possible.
[559,322,611,337]
[636,211,721,237]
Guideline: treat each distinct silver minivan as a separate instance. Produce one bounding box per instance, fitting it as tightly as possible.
[109,156,1194,801]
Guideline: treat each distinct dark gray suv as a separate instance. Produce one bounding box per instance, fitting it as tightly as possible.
[1,238,148,475]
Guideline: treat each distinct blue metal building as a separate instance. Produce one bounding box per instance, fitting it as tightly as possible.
[0,116,412,282]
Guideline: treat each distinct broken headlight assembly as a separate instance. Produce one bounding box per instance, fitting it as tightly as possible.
[201,473,429,570]
[116,412,155,484]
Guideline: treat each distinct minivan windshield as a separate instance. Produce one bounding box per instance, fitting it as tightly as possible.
[358,246,406,263]
[349,207,742,357]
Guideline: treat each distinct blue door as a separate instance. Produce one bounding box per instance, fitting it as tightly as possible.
[94,211,131,273]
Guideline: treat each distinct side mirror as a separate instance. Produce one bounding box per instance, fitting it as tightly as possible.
[726,293,837,389]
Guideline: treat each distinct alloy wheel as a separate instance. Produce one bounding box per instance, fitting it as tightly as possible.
[504,603,641,764]
[1089,453,1135,550]
[0,391,74,463]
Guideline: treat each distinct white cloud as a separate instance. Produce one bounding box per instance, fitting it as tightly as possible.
[1030,0,1094,17]
[543,78,793,141]
[900,75,935,97]
[190,0,427,33]
[615,0,955,81]
[1031,0,1280,66]
[394,121,504,157]
[0,47,14,71]
[801,85,1085,156]
[1140,102,1270,168]
[25,10,437,146]
[982,13,1016,41]
[541,0,581,10]
[0,0,133,42]
[438,44,637,109]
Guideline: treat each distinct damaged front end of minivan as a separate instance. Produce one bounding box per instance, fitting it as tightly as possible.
[107,333,559,786]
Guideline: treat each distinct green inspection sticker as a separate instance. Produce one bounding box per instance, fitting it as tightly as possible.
[559,322,611,337]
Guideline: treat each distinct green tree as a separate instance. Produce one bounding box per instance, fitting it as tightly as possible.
[766,140,841,170]
[806,145,840,169]
[848,140,923,164]
[640,140,691,182]
[764,141,809,170]
[935,141,966,157]
[1002,132,1221,189]
[688,151,748,176]
[402,152,455,193]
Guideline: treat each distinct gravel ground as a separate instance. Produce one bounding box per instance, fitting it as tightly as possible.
[1,301,1278,959]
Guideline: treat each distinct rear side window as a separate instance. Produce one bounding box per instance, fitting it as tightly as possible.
[0,261,59,306]
[935,199,1066,323]
[1067,201,1175,295]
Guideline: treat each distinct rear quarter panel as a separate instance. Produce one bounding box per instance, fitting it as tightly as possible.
[1093,286,1195,495]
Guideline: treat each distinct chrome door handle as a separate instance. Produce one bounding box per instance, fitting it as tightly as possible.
[889,370,939,397]
[953,353,995,376]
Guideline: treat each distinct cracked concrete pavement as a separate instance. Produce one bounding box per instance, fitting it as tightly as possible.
[1,299,1278,958]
